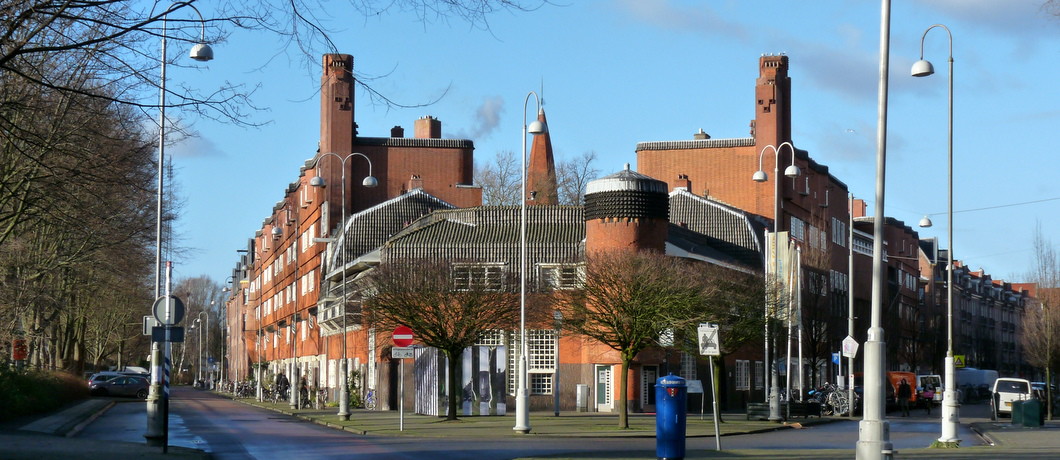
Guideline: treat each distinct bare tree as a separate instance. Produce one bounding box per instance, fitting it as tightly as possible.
[553,250,714,428]
[556,150,599,205]
[476,150,521,205]
[1021,223,1060,419]
[476,149,599,206]
[360,258,520,420]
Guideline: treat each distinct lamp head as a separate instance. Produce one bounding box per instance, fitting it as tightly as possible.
[919,215,933,228]
[911,59,934,77]
[528,120,546,135]
[752,170,768,182]
[784,164,801,178]
[189,43,214,62]
[309,176,325,187]
[271,227,282,238]
[362,176,378,188]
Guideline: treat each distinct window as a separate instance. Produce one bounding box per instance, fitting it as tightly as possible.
[754,361,764,390]
[735,360,750,391]
[538,263,585,290]
[790,217,805,241]
[530,374,553,395]
[831,217,848,247]
[680,353,697,380]
[452,263,507,291]
[506,329,557,395]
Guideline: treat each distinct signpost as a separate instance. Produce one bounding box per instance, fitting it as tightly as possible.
[697,323,721,451]
[391,326,414,431]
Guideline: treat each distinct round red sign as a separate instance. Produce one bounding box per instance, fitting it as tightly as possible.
[392,325,414,347]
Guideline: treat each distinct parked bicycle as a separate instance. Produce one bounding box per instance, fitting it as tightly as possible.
[364,389,376,410]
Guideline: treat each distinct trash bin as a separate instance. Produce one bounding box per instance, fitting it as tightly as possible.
[1021,399,1042,427]
[655,374,687,460]
[1011,400,1024,426]
[576,384,590,412]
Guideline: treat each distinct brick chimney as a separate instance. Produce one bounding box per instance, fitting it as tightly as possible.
[674,174,692,192]
[414,116,442,139]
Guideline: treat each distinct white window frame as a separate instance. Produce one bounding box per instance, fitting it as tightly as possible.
[537,263,585,290]
[735,360,751,391]
[451,263,507,291]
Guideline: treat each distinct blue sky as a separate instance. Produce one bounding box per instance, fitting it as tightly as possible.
[167,0,1060,286]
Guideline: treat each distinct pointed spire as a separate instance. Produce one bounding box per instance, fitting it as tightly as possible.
[526,107,558,205]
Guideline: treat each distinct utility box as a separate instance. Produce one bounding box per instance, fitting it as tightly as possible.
[655,374,687,460]
[576,384,590,412]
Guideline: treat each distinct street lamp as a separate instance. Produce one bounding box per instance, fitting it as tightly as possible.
[553,310,563,417]
[912,23,959,446]
[196,311,209,387]
[309,152,378,421]
[857,2,894,457]
[147,2,213,442]
[752,141,800,422]
[515,91,547,434]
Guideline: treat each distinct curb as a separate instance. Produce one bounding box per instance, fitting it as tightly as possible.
[218,390,842,439]
[63,401,115,437]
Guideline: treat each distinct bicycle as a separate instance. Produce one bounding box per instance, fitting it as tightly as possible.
[364,389,376,410]
[315,388,328,409]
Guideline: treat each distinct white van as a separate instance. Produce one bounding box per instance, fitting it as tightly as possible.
[917,374,942,402]
[992,377,1033,418]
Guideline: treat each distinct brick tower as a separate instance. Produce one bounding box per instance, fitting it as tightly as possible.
[318,53,355,228]
[583,164,669,254]
[526,107,558,205]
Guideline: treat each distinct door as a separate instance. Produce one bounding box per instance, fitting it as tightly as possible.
[641,365,658,412]
[595,364,613,412]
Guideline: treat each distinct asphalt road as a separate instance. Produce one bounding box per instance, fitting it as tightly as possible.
[78,387,652,459]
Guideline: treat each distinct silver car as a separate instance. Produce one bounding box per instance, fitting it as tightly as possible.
[90,375,150,399]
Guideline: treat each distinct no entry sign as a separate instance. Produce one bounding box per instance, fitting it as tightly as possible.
[392,326,414,347]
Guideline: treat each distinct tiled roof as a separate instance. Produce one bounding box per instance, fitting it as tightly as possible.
[667,190,765,270]
[636,137,756,151]
[333,189,456,271]
[382,206,585,270]
[354,136,474,149]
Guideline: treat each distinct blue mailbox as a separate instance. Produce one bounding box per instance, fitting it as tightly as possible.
[655,374,687,460]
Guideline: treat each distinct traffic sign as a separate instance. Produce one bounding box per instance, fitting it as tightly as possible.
[151,295,185,326]
[392,347,414,359]
[392,326,414,347]
[697,323,720,356]
[953,355,965,368]
[842,335,859,358]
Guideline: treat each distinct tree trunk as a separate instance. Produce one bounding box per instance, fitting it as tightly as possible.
[446,348,461,421]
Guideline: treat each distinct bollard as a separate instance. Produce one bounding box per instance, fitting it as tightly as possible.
[655,374,687,460]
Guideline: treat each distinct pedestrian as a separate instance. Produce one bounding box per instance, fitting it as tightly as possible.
[921,385,935,415]
[898,378,912,417]
[275,372,290,400]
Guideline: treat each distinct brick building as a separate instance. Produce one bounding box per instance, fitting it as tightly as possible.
[223,52,1038,418]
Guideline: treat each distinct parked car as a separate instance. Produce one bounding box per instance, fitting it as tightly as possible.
[991,377,1033,419]
[86,371,126,388]
[90,375,150,399]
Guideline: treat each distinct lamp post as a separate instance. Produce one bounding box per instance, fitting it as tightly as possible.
[515,91,547,434]
[752,141,801,422]
[912,23,958,445]
[553,310,563,417]
[147,2,213,444]
[196,311,208,387]
[856,1,894,457]
[309,152,378,421]
[289,314,299,409]
[190,322,199,383]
